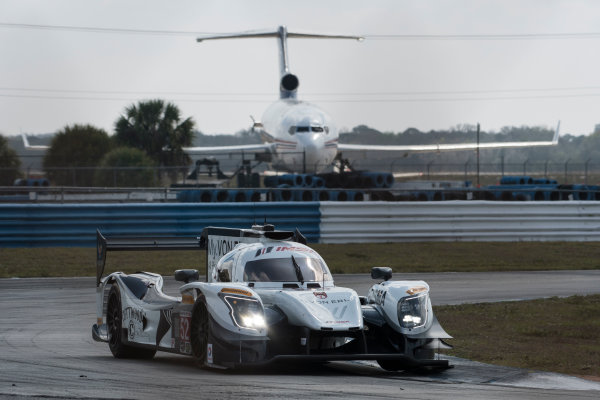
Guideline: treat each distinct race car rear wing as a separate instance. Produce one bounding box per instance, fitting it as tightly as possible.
[96,225,307,287]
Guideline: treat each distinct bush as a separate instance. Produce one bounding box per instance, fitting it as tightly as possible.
[43,124,111,186]
[94,147,156,187]
[0,135,21,185]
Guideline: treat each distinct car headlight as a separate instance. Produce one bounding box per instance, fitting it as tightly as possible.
[397,293,428,329]
[222,295,266,330]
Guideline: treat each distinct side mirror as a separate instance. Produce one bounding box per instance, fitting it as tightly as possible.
[371,267,392,281]
[174,269,200,283]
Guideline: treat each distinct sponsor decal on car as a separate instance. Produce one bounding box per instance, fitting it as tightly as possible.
[313,292,327,299]
[207,343,213,364]
[254,246,274,257]
[178,311,192,355]
[123,307,147,340]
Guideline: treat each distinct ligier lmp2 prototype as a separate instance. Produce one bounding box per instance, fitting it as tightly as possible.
[92,224,451,371]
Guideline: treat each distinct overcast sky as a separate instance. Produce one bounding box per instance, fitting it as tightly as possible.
[1,0,599,138]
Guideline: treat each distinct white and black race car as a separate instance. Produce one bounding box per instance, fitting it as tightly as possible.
[92,224,452,371]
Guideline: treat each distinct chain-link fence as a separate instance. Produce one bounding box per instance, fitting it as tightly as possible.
[2,159,600,188]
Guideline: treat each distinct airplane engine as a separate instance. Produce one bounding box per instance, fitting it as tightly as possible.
[280,73,299,94]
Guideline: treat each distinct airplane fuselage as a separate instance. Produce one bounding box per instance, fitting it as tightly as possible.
[260,99,338,174]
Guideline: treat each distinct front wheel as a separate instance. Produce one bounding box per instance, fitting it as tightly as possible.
[190,295,210,365]
[106,284,156,359]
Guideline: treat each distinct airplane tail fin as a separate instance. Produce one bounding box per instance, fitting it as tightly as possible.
[552,121,561,144]
[21,133,31,148]
[197,26,362,99]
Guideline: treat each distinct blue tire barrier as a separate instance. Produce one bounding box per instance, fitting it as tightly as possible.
[301,174,314,187]
[245,190,262,202]
[13,178,50,187]
[294,190,316,201]
[533,178,558,185]
[14,178,49,187]
[324,190,363,201]
[331,191,346,201]
[345,191,364,201]
[369,190,394,201]
[176,191,188,202]
[272,186,293,201]
[573,184,591,201]
[359,172,384,188]
[211,189,229,202]
[589,186,600,201]
[317,190,330,201]
[177,190,211,203]
[228,190,247,202]
[278,174,304,187]
[500,176,534,185]
[313,177,325,188]
[432,191,444,201]
[559,185,574,200]
[382,173,394,188]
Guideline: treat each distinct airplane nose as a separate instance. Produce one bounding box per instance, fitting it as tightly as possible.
[297,135,324,172]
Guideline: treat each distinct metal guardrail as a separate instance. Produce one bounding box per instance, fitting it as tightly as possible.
[318,201,600,243]
[0,203,321,247]
[2,200,599,246]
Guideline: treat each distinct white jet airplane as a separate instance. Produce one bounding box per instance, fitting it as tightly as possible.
[23,26,560,174]
[182,26,559,174]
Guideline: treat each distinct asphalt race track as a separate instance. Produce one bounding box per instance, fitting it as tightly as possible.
[2,271,600,399]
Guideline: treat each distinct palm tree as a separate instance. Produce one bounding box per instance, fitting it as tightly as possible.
[114,100,195,167]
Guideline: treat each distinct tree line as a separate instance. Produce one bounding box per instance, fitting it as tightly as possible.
[1,99,599,186]
[0,99,194,186]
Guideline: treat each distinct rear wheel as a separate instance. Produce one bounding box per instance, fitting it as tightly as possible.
[190,295,210,365]
[106,284,156,359]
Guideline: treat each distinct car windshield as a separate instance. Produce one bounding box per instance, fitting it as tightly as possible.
[243,257,332,283]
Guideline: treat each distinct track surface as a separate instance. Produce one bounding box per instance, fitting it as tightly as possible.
[2,271,600,399]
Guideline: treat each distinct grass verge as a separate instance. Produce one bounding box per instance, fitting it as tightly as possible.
[434,295,600,378]
[1,241,600,278]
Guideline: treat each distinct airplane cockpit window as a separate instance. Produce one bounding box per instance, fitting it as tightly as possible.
[289,126,329,134]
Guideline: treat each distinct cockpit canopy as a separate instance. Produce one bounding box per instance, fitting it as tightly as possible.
[244,256,332,283]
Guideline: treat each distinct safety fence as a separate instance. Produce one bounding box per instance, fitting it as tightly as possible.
[319,201,600,243]
[0,203,321,247]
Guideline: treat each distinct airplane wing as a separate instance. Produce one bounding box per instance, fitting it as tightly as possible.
[338,122,560,153]
[22,132,277,154]
[182,143,276,154]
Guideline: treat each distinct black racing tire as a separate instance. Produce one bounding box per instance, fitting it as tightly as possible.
[106,284,156,359]
[190,294,210,365]
[376,359,405,372]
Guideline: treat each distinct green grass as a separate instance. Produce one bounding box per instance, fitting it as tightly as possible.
[2,242,600,278]
[435,295,600,378]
